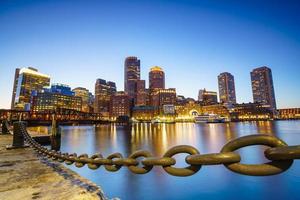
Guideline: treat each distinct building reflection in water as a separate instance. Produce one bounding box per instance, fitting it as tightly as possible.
[31,122,280,159]
[256,121,277,135]
[50,122,281,157]
[27,126,50,135]
[30,121,300,200]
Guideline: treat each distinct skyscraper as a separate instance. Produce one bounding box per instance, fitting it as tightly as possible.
[14,67,50,110]
[150,88,176,107]
[251,66,277,110]
[218,72,236,104]
[136,80,147,106]
[124,56,140,100]
[31,84,82,112]
[11,68,20,109]
[149,66,165,90]
[88,92,95,112]
[72,87,91,113]
[94,79,116,115]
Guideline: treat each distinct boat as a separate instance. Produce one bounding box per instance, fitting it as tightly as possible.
[130,118,140,123]
[194,114,226,123]
[151,118,161,124]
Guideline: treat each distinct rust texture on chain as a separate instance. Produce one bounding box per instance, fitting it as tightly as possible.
[16,122,300,177]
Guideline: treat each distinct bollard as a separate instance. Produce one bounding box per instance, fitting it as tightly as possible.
[51,132,61,151]
[6,122,29,149]
[51,114,61,136]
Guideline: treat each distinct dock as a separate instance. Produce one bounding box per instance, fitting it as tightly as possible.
[0,134,109,200]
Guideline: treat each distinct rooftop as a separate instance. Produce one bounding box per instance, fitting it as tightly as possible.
[19,67,50,78]
[150,66,163,72]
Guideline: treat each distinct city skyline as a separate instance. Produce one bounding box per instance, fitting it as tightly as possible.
[7,63,280,110]
[1,57,298,110]
[1,1,300,109]
[6,63,289,122]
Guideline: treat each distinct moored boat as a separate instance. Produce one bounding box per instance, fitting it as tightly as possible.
[194,114,226,123]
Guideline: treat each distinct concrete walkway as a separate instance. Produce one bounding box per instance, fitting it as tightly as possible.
[0,134,108,200]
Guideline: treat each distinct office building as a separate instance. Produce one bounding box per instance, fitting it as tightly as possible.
[50,84,74,96]
[94,79,116,115]
[73,87,91,113]
[231,102,273,121]
[14,67,50,110]
[31,84,81,112]
[124,56,140,100]
[251,66,276,110]
[218,72,236,104]
[110,91,130,118]
[149,66,165,90]
[88,92,95,112]
[198,89,218,105]
[278,108,300,119]
[11,68,20,109]
[151,88,176,107]
[136,80,147,106]
[132,106,158,121]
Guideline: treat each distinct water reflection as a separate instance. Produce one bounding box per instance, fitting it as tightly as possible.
[27,126,50,135]
[49,121,300,200]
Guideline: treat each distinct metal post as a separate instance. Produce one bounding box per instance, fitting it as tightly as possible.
[6,122,29,149]
[51,133,61,151]
[51,113,57,136]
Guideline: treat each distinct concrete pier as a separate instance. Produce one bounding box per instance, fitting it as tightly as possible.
[0,134,108,200]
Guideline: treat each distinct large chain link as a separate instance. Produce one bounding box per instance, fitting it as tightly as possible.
[18,122,300,177]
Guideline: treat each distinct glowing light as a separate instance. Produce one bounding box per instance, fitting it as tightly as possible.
[150,66,163,72]
[19,67,50,78]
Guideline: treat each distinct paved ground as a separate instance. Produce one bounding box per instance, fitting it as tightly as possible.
[0,134,109,200]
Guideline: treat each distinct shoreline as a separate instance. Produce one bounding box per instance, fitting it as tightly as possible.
[23,118,300,128]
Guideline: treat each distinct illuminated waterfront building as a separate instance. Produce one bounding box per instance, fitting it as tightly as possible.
[198,89,218,105]
[150,88,176,107]
[50,84,74,96]
[175,101,202,121]
[94,79,116,116]
[14,67,50,111]
[124,56,140,100]
[176,95,187,106]
[145,89,151,105]
[132,106,158,121]
[88,92,95,112]
[136,80,147,106]
[218,72,236,104]
[251,66,276,111]
[230,103,273,121]
[72,87,91,113]
[277,108,300,119]
[31,84,82,112]
[162,104,176,114]
[11,68,20,109]
[110,91,130,118]
[149,66,165,90]
[202,104,230,118]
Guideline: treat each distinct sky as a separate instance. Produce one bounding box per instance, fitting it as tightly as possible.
[0,0,300,109]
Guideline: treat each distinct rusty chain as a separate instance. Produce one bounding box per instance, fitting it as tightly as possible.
[17,122,300,177]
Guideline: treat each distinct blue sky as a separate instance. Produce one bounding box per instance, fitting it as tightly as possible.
[0,0,300,109]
